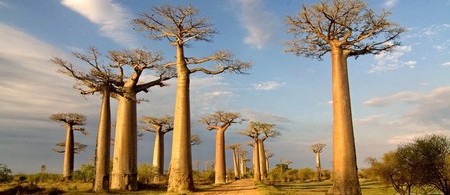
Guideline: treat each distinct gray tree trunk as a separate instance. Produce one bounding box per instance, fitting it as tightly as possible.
[63,124,74,180]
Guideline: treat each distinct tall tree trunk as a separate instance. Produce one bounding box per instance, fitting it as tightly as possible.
[153,131,164,177]
[316,152,322,182]
[232,148,240,179]
[94,89,111,192]
[265,156,270,174]
[214,129,226,184]
[327,46,361,195]
[111,92,138,190]
[168,44,194,192]
[253,140,261,182]
[239,156,244,177]
[63,124,74,180]
[258,140,267,183]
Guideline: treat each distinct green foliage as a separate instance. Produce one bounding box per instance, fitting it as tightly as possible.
[137,163,157,184]
[193,169,215,184]
[0,164,13,183]
[367,134,450,195]
[72,164,94,182]
[296,168,314,182]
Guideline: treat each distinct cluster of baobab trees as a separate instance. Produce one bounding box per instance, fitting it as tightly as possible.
[47,0,404,194]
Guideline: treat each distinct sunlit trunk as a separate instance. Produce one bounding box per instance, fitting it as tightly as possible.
[94,89,111,192]
[258,140,267,182]
[316,152,322,182]
[111,92,138,190]
[327,46,361,195]
[253,140,261,181]
[265,156,270,174]
[153,130,164,177]
[63,124,74,180]
[232,148,240,179]
[168,44,194,192]
[239,155,244,177]
[214,129,226,184]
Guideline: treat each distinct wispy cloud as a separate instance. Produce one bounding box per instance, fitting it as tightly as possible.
[383,0,398,9]
[364,91,420,107]
[253,81,286,91]
[0,1,10,8]
[61,0,137,47]
[387,130,450,145]
[235,0,277,50]
[369,45,416,73]
[442,61,450,67]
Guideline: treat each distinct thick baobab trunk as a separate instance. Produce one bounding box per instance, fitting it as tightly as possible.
[168,45,194,192]
[153,131,164,177]
[265,156,270,174]
[328,46,361,195]
[316,152,322,182]
[94,89,111,192]
[111,93,138,190]
[231,148,240,179]
[239,156,244,177]
[214,129,226,184]
[253,141,261,182]
[63,124,74,180]
[258,140,267,182]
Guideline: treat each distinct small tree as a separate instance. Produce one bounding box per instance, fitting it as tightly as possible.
[140,115,174,179]
[200,111,243,184]
[226,144,241,179]
[0,164,13,183]
[311,143,326,181]
[190,135,202,146]
[52,142,87,154]
[50,113,87,180]
[240,121,280,182]
[134,5,251,192]
[286,0,405,193]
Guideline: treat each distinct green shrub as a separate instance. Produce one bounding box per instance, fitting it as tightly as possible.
[0,163,13,183]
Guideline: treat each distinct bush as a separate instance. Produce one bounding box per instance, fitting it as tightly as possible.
[72,163,94,182]
[137,163,157,184]
[297,168,314,182]
[0,164,13,183]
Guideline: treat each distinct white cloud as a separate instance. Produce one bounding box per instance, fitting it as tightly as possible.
[240,109,290,123]
[369,45,415,73]
[363,91,420,107]
[253,81,286,91]
[61,0,136,47]
[442,61,450,67]
[0,1,9,8]
[235,0,277,50]
[383,0,398,9]
[387,130,450,145]
[355,114,387,126]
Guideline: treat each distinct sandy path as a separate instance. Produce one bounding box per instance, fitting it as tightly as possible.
[192,178,259,195]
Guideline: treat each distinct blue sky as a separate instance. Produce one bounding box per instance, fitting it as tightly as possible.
[1,0,450,174]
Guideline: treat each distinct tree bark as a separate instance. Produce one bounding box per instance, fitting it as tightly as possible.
[316,152,322,182]
[327,45,361,195]
[258,140,267,183]
[153,130,164,177]
[94,89,111,192]
[214,129,226,184]
[111,93,138,190]
[253,140,261,182]
[232,148,240,179]
[168,44,194,192]
[265,156,270,174]
[63,124,74,180]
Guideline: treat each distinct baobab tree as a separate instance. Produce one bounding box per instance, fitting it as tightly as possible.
[190,134,202,146]
[311,143,326,182]
[51,47,119,192]
[50,113,87,180]
[226,144,241,179]
[200,111,243,184]
[139,115,174,179]
[246,141,259,181]
[133,5,251,192]
[240,121,280,182]
[265,150,274,173]
[286,0,404,193]
[108,49,175,190]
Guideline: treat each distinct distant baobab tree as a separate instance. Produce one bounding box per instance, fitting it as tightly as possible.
[52,47,119,192]
[50,113,87,180]
[265,150,274,173]
[190,135,202,146]
[311,143,326,181]
[226,143,241,179]
[134,5,251,192]
[139,115,174,180]
[53,142,87,154]
[200,111,243,184]
[240,121,280,183]
[286,0,404,193]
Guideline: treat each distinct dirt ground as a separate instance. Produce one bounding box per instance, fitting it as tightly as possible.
[192,178,258,195]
